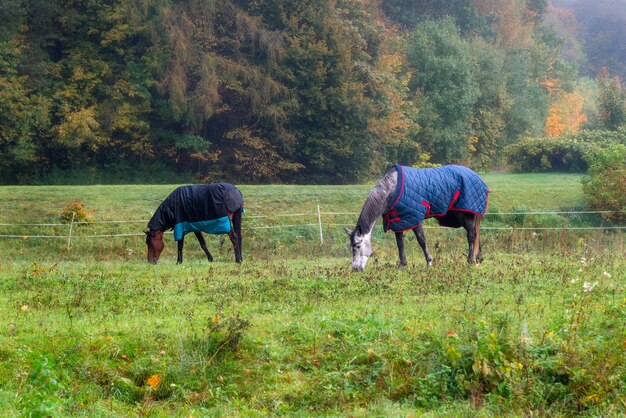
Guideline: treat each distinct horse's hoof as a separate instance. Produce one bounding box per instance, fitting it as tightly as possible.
[468,259,481,267]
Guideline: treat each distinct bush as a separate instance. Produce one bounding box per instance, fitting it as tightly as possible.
[60,200,94,224]
[582,144,626,223]
[505,129,626,172]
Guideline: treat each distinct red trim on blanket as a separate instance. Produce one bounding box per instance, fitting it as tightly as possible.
[443,188,489,217]
[449,190,461,211]
[383,209,400,230]
[422,200,431,218]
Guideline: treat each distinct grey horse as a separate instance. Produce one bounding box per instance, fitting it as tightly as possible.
[346,165,488,272]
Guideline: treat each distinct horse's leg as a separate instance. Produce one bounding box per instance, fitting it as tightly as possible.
[235,209,243,262]
[395,231,407,267]
[475,217,482,263]
[459,213,478,264]
[413,226,433,267]
[177,237,184,264]
[194,232,213,262]
[229,208,243,263]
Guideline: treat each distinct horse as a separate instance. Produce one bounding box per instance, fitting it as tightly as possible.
[345,165,488,272]
[145,183,243,264]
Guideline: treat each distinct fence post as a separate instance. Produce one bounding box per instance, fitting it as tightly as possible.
[67,212,76,250]
[317,205,323,244]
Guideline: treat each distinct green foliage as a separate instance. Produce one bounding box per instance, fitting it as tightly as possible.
[597,69,626,130]
[0,30,50,183]
[505,129,626,172]
[381,0,491,36]
[262,0,385,182]
[468,39,508,167]
[582,143,626,222]
[18,355,65,417]
[0,0,621,182]
[408,18,478,163]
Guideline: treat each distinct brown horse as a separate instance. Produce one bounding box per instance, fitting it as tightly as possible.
[145,183,243,264]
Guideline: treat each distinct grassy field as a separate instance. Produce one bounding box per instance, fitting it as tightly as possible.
[0,173,624,416]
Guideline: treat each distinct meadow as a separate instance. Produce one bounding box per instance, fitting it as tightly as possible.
[0,173,624,416]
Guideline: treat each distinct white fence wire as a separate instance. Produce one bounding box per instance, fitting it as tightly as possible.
[0,209,624,245]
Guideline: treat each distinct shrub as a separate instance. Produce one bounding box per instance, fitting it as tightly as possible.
[505,129,626,172]
[581,143,626,223]
[60,200,94,224]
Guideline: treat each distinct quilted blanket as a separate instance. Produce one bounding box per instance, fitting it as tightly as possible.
[383,165,488,232]
[148,183,243,240]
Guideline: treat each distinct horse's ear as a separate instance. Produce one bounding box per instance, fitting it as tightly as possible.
[343,227,353,236]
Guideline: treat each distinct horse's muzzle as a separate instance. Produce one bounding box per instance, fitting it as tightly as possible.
[351,264,365,273]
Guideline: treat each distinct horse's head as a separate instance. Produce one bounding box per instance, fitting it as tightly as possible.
[345,226,372,272]
[145,230,164,264]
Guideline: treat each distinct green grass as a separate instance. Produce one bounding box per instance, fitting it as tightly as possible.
[0,173,624,416]
[0,172,587,223]
[0,172,601,263]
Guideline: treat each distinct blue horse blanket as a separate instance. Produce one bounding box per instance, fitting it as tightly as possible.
[383,165,488,232]
[148,183,243,241]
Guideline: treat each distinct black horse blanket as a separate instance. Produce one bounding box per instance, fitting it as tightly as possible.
[383,165,488,232]
[148,183,244,240]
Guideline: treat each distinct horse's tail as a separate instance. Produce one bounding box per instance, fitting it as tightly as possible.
[233,207,243,261]
[473,215,481,262]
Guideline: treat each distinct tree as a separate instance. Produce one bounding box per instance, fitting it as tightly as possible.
[468,39,508,167]
[148,0,301,181]
[597,68,626,130]
[381,0,491,36]
[545,91,587,137]
[407,18,478,163]
[0,4,50,182]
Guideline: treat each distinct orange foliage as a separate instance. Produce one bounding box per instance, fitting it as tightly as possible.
[546,92,588,138]
[146,374,161,389]
[546,107,567,137]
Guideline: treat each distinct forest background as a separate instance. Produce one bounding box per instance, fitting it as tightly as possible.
[2,0,626,185]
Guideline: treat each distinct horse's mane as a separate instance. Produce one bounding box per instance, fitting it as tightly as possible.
[356,168,397,235]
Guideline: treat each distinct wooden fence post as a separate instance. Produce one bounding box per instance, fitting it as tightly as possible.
[317,205,323,244]
[67,212,76,250]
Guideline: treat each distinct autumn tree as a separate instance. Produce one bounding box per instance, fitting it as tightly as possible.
[150,0,301,181]
[251,0,397,182]
[545,87,588,138]
[0,1,49,182]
